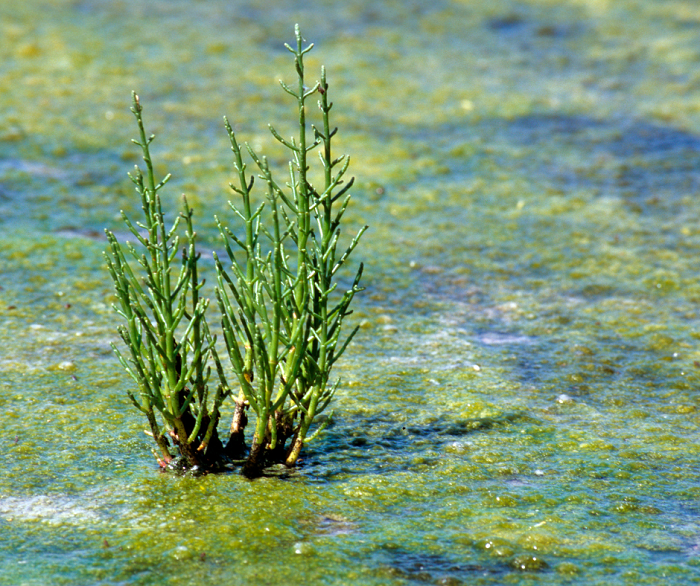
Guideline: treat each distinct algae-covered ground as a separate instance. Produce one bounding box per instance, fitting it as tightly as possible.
[2,0,700,584]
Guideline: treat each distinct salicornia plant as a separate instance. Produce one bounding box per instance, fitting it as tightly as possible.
[215,26,366,476]
[105,94,228,472]
[105,26,366,477]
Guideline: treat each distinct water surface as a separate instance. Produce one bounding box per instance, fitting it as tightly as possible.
[2,1,700,584]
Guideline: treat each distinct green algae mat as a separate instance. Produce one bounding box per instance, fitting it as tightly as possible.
[3,0,700,584]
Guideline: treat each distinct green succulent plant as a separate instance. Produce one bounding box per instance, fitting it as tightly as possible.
[105,25,366,476]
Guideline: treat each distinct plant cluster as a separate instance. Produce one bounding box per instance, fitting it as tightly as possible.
[105,26,366,477]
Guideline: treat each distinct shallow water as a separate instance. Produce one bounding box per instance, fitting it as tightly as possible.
[3,0,700,584]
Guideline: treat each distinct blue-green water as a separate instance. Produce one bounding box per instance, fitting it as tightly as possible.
[3,0,700,584]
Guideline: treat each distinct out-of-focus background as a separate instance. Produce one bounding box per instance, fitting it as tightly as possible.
[3,1,700,584]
